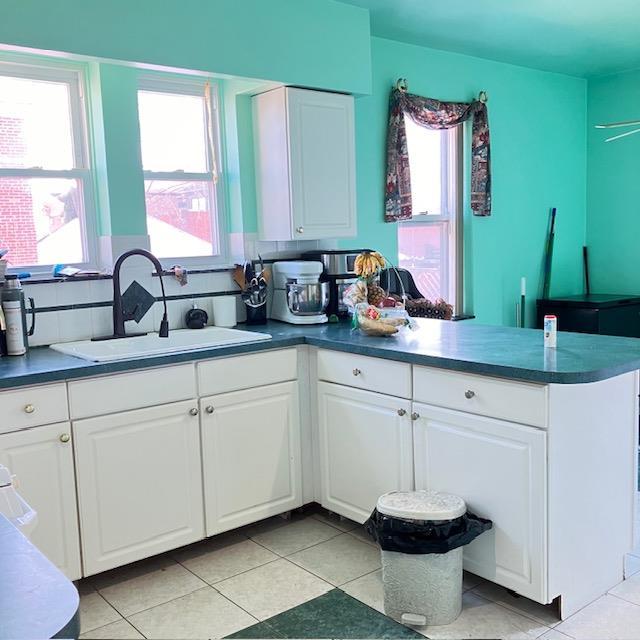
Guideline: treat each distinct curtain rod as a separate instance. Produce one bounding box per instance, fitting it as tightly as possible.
[394,77,488,103]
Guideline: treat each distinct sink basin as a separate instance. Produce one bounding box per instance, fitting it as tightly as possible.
[50,327,272,362]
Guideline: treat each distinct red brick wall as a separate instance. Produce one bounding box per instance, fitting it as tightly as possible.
[146,187,211,242]
[0,116,37,266]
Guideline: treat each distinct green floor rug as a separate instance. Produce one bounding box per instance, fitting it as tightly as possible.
[226,589,424,639]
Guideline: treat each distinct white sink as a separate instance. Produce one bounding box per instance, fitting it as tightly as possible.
[50,326,272,362]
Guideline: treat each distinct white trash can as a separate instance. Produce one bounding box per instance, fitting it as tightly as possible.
[371,490,491,627]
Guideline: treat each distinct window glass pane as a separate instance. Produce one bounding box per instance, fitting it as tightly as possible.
[398,222,448,302]
[138,90,208,172]
[0,177,85,266]
[404,115,445,216]
[0,74,75,169]
[145,180,215,258]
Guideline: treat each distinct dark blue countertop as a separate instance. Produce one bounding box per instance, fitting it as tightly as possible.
[0,514,79,639]
[1,319,640,388]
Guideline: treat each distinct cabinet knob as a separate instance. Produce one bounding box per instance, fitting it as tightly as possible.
[464,390,476,399]
[205,405,214,414]
[397,408,407,416]
[24,404,35,414]
[189,407,199,416]
[352,368,362,377]
[296,226,304,234]
[411,412,420,421]
[59,433,70,443]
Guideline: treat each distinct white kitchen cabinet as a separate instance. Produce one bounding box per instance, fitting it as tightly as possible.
[200,382,302,535]
[0,423,81,580]
[413,403,547,602]
[253,86,356,240]
[73,400,204,575]
[317,382,413,523]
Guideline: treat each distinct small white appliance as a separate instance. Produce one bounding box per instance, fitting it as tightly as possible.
[271,261,329,324]
[0,464,37,537]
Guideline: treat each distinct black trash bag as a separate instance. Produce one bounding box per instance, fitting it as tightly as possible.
[364,508,492,554]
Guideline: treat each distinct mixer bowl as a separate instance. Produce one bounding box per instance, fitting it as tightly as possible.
[286,282,329,316]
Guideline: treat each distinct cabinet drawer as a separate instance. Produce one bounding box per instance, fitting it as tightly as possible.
[68,364,196,419]
[413,367,547,428]
[198,349,297,396]
[0,383,68,434]
[317,349,411,399]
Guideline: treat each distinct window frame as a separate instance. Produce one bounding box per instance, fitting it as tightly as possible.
[0,59,98,274]
[398,124,463,311]
[137,75,229,267]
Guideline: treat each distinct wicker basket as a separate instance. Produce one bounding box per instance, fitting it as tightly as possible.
[403,298,454,320]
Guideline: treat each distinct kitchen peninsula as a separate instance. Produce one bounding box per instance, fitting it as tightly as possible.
[0,319,637,620]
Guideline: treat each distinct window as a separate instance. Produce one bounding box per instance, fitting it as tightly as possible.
[397,116,462,309]
[137,79,224,261]
[0,62,94,269]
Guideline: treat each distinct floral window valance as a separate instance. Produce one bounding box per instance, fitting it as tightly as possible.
[385,84,491,221]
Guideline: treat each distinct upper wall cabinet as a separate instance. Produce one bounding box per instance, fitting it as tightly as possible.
[253,87,356,241]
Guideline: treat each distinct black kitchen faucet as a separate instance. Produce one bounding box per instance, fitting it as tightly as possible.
[95,249,169,340]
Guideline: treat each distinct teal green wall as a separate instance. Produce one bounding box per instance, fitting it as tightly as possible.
[1,2,591,327]
[221,80,262,236]
[92,64,147,236]
[350,37,587,326]
[586,69,640,293]
[0,0,371,95]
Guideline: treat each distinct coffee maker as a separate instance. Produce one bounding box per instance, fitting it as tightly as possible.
[301,250,368,318]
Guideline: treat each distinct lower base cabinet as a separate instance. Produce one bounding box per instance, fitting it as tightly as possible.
[200,382,302,535]
[413,403,547,602]
[0,422,81,580]
[73,400,204,575]
[317,382,413,523]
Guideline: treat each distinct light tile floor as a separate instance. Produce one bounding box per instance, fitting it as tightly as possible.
[77,507,640,640]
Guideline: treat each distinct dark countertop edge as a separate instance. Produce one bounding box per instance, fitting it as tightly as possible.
[303,336,640,384]
[0,337,306,389]
[2,332,639,389]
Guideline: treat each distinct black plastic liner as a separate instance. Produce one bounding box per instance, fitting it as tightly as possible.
[364,508,493,554]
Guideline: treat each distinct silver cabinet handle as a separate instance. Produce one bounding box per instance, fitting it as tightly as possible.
[464,390,476,399]
[24,404,35,414]
[352,368,362,377]
[189,407,199,416]
[205,405,214,414]
[59,433,70,443]
[397,408,407,416]
[411,412,420,421]
[296,226,304,234]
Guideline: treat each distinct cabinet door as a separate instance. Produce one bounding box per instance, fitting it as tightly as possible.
[0,423,81,580]
[201,382,301,535]
[287,88,356,239]
[74,400,204,575]
[318,382,413,523]
[413,403,547,602]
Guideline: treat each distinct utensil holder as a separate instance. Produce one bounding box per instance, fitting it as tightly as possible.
[244,300,267,325]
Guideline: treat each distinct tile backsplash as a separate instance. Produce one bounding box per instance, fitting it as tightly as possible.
[19,234,341,347]
[24,269,241,347]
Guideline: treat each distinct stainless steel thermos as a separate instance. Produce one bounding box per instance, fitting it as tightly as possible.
[0,275,35,356]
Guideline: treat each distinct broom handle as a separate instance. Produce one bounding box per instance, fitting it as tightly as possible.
[542,207,557,299]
